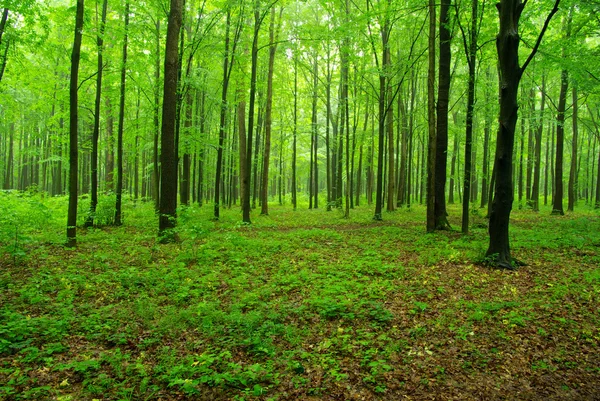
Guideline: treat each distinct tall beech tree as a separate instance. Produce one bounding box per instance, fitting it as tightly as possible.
[114,1,130,226]
[158,0,183,241]
[85,0,108,228]
[552,9,572,216]
[434,0,451,230]
[214,7,243,219]
[67,0,84,247]
[261,7,283,216]
[531,74,546,212]
[456,0,478,234]
[568,85,578,211]
[487,0,560,268]
[426,0,436,231]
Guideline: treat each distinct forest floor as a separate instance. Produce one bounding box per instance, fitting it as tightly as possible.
[1,191,600,400]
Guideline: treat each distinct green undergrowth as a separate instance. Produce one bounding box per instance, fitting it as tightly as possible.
[1,192,599,400]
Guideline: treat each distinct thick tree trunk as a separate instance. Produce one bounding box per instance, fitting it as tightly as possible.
[67,0,84,247]
[487,0,559,267]
[487,1,523,267]
[435,0,451,230]
[158,0,182,240]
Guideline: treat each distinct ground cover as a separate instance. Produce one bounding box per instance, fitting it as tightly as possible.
[1,191,599,400]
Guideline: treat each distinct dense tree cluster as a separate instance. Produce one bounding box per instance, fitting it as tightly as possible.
[0,0,599,266]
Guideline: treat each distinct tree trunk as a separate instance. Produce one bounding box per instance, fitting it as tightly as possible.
[426,0,436,231]
[292,56,298,210]
[552,70,568,216]
[552,10,571,215]
[487,0,559,268]
[67,0,84,247]
[243,9,262,224]
[85,0,107,227]
[462,0,477,234]
[531,75,545,211]
[158,0,182,241]
[567,85,578,211]
[435,0,451,230]
[214,11,231,219]
[114,1,129,226]
[261,8,282,215]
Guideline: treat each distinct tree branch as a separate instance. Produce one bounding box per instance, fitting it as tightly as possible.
[520,0,561,75]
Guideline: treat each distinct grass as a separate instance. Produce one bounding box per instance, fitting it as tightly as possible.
[1,190,599,400]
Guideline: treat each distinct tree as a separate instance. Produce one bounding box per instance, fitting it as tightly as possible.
[426,0,436,231]
[567,84,578,211]
[215,7,243,219]
[158,0,183,241]
[67,0,84,247]
[115,1,130,226]
[552,9,572,216]
[0,8,10,84]
[486,0,560,268]
[261,7,283,216]
[85,0,108,228]
[434,0,451,230]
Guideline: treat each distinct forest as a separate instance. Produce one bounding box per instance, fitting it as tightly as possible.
[1,0,599,399]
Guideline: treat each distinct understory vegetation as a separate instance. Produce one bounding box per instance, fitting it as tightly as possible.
[1,191,599,400]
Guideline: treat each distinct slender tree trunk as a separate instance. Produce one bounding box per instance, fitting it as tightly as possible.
[0,8,9,84]
[85,0,107,227]
[243,9,262,224]
[426,0,436,231]
[462,0,477,234]
[552,71,568,216]
[311,54,319,210]
[567,85,578,211]
[67,0,84,247]
[153,19,161,210]
[114,1,129,226]
[552,10,571,215]
[214,11,231,218]
[261,8,282,215]
[518,117,525,205]
[292,56,298,210]
[532,75,545,211]
[3,123,13,189]
[386,47,395,212]
[158,0,183,240]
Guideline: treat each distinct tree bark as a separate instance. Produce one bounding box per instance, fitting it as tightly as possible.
[158,0,183,241]
[567,85,578,211]
[243,9,262,224]
[426,0,436,231]
[85,0,107,227]
[214,12,231,218]
[436,0,451,230]
[552,70,568,216]
[261,8,282,215]
[114,1,129,226]
[531,75,545,211]
[487,0,559,268]
[67,0,84,247]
